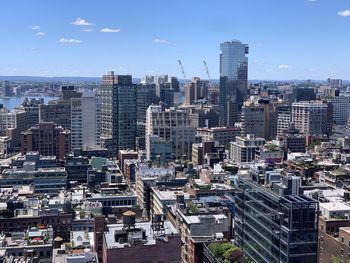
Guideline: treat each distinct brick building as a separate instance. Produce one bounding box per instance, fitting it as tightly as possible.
[21,122,71,161]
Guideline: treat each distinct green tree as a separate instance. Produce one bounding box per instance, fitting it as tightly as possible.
[331,256,343,263]
[224,247,247,263]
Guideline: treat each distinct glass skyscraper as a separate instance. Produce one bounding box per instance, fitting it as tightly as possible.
[234,177,319,263]
[219,40,249,127]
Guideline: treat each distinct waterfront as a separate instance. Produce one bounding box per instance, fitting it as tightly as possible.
[0,96,58,110]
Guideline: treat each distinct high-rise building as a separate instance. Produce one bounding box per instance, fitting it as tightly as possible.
[0,106,41,150]
[100,72,137,155]
[235,176,318,263]
[71,92,101,151]
[146,135,172,162]
[276,104,292,137]
[291,87,316,102]
[39,86,82,129]
[241,98,278,140]
[219,40,249,126]
[187,106,220,129]
[292,101,332,136]
[327,78,343,88]
[21,122,71,161]
[154,75,169,97]
[326,95,350,125]
[136,83,158,150]
[184,77,209,105]
[1,81,12,97]
[153,75,180,107]
[146,105,196,160]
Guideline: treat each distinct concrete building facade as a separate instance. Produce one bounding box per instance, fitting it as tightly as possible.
[146,105,196,160]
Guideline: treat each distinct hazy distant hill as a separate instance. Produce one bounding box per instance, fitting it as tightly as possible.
[0,76,102,83]
[1,76,347,84]
[0,76,147,84]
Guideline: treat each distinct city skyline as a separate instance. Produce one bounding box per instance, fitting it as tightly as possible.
[1,0,350,80]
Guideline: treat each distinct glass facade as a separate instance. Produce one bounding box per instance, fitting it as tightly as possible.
[234,178,318,263]
[219,41,249,126]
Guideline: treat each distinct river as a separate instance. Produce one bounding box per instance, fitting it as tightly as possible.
[0,96,58,110]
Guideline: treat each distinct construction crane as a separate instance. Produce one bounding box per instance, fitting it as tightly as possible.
[203,60,212,87]
[178,59,189,84]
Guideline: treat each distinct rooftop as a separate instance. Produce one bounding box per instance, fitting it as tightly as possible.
[320,202,350,212]
[104,221,178,249]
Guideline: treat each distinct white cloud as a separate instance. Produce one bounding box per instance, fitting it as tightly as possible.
[71,17,94,26]
[111,66,127,73]
[338,10,350,17]
[278,64,293,69]
[36,32,46,36]
[30,25,40,30]
[154,38,171,44]
[59,38,82,44]
[307,0,317,2]
[100,28,121,33]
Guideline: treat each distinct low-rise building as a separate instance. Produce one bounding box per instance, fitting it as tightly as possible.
[151,188,191,215]
[0,167,67,194]
[0,225,53,262]
[135,164,177,216]
[0,136,11,155]
[230,134,265,164]
[168,201,232,263]
[255,143,284,164]
[103,213,181,263]
[319,201,350,263]
[197,127,240,146]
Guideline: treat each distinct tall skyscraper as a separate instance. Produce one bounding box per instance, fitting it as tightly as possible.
[219,40,249,127]
[71,92,101,151]
[100,72,137,155]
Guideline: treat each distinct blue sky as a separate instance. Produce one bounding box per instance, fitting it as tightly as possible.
[0,0,349,80]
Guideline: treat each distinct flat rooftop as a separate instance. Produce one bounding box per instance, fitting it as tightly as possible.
[104,221,178,249]
[320,202,350,211]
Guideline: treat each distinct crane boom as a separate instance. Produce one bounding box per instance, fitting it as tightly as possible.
[178,59,189,84]
[203,60,212,86]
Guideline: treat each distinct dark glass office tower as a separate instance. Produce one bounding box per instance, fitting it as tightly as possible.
[100,72,137,155]
[234,177,318,263]
[219,41,249,127]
